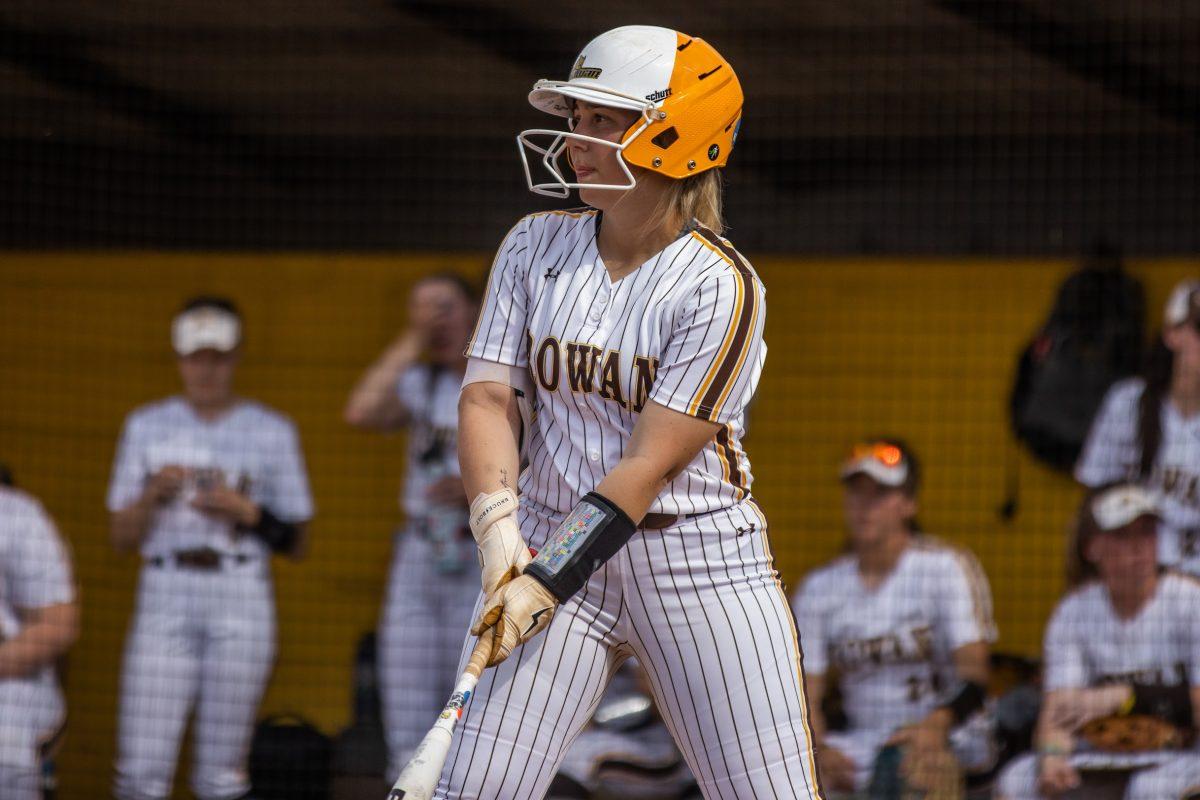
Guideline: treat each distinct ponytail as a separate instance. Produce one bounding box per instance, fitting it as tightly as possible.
[1137,336,1174,479]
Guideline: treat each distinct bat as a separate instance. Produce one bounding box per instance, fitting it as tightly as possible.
[387,635,492,800]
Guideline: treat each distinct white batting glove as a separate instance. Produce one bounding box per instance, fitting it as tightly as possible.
[469,488,532,595]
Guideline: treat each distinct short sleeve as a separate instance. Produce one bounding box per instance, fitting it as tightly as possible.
[466,218,531,368]
[107,413,146,512]
[650,267,766,424]
[267,420,314,523]
[6,497,75,610]
[1075,380,1142,486]
[791,575,829,676]
[937,548,998,650]
[1043,599,1088,691]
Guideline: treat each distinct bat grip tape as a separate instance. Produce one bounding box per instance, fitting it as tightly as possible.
[524,491,636,603]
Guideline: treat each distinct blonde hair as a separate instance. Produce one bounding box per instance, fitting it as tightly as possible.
[639,169,725,240]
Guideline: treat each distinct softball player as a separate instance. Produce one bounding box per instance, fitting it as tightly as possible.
[0,485,78,800]
[791,440,997,796]
[344,273,481,780]
[107,296,314,800]
[438,25,820,800]
[1077,278,1200,573]
[995,483,1200,799]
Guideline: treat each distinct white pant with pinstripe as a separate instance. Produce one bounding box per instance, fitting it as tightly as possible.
[434,498,822,800]
[997,750,1200,799]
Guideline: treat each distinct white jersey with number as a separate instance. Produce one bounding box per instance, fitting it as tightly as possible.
[396,365,463,519]
[993,570,1200,787]
[106,396,314,557]
[1076,377,1200,571]
[1043,571,1200,693]
[792,536,996,737]
[467,208,765,514]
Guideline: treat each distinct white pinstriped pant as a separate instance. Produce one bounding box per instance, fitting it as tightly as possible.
[113,561,276,800]
[380,526,481,781]
[0,676,62,800]
[434,498,822,800]
[997,751,1200,799]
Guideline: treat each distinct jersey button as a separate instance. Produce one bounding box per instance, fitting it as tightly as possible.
[589,450,600,461]
[589,310,601,323]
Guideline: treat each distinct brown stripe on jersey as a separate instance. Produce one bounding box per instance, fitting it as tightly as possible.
[917,536,996,638]
[693,227,759,420]
[953,547,996,636]
[716,425,747,500]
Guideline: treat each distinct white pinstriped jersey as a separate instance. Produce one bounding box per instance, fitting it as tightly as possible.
[1043,571,1200,692]
[792,537,996,736]
[467,208,766,515]
[107,397,314,558]
[1077,378,1200,571]
[0,487,74,687]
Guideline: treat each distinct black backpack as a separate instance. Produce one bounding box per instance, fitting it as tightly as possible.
[1010,254,1144,471]
[249,713,333,800]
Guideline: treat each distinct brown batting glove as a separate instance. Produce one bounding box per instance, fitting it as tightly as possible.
[470,574,557,667]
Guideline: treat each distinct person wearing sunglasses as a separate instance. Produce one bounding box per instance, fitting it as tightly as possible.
[791,439,997,797]
[995,483,1200,800]
[1077,279,1200,576]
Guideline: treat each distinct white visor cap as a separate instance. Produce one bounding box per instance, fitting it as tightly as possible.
[527,25,678,119]
[1163,279,1200,327]
[172,307,241,356]
[840,454,909,488]
[1091,484,1160,532]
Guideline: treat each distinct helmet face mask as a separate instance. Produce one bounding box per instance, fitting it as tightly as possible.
[517,25,742,197]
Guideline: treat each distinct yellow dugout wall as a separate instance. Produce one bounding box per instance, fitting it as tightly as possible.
[1,253,1195,797]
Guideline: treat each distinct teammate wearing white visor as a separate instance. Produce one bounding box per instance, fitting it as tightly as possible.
[444,24,821,800]
[108,296,314,800]
[792,440,997,797]
[996,483,1200,800]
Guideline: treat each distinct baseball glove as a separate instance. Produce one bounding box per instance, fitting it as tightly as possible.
[1079,714,1182,752]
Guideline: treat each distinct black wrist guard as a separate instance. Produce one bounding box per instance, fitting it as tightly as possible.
[241,507,300,554]
[941,680,987,725]
[524,492,636,603]
[1130,682,1193,728]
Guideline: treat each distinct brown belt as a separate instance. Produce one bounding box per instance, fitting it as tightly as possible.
[640,508,720,530]
[148,547,253,571]
[640,513,679,530]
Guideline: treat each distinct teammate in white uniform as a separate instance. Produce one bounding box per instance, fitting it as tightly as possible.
[344,273,481,781]
[1077,279,1200,573]
[0,485,78,800]
[434,25,820,800]
[791,440,997,797]
[996,483,1200,799]
[108,296,314,800]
